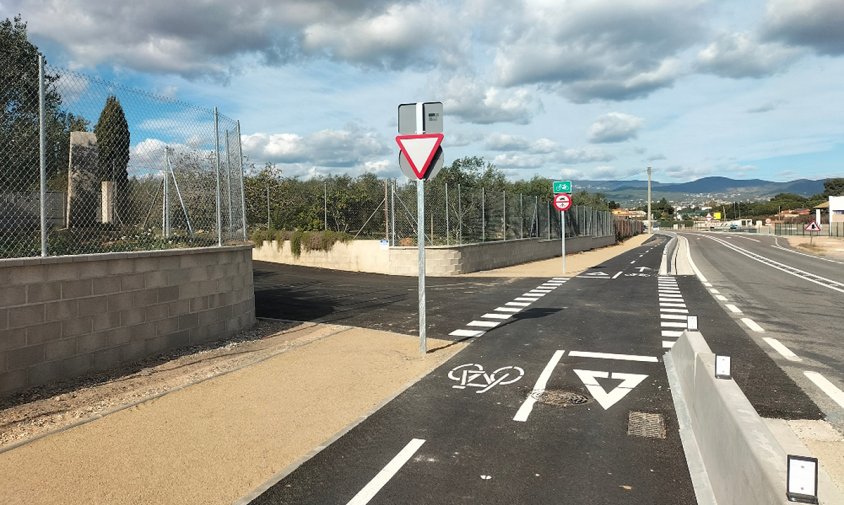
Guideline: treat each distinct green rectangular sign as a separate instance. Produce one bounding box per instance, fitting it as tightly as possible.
[553,181,572,193]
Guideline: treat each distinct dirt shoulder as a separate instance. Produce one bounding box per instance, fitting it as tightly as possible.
[782,235,844,260]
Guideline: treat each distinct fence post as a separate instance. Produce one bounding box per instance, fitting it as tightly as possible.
[38,55,47,257]
[503,190,507,240]
[391,180,396,246]
[445,183,450,246]
[324,181,328,232]
[458,183,462,245]
[236,121,247,240]
[482,187,486,242]
[384,179,389,241]
[548,202,551,240]
[214,107,222,246]
[266,185,271,229]
[224,130,234,233]
[520,194,524,239]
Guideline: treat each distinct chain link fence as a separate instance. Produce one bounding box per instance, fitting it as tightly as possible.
[0,56,245,258]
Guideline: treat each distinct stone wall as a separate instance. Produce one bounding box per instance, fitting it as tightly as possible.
[253,236,618,276]
[0,246,255,396]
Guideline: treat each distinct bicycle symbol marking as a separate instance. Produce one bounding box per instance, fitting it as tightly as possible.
[448,363,525,393]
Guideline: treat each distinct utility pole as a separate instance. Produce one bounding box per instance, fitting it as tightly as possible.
[647,166,652,234]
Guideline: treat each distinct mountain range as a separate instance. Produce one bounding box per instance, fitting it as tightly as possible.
[576,176,826,205]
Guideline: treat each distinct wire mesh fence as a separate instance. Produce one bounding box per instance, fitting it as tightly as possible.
[774,222,844,237]
[0,56,245,258]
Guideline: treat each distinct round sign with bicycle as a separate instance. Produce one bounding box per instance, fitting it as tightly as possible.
[553,193,572,212]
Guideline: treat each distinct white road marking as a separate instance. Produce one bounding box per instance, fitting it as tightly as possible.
[525,292,547,296]
[660,308,689,314]
[532,288,553,292]
[573,370,648,410]
[703,282,712,287]
[804,372,844,409]
[347,438,425,505]
[612,272,623,279]
[715,295,728,301]
[467,320,500,328]
[736,236,760,243]
[506,302,531,307]
[709,289,720,294]
[495,307,521,313]
[660,302,687,308]
[568,351,658,363]
[761,337,802,362]
[630,261,636,264]
[662,330,684,337]
[514,297,540,302]
[449,329,485,338]
[658,292,683,297]
[725,304,742,314]
[661,321,688,328]
[552,277,568,281]
[662,341,676,349]
[741,318,765,332]
[514,350,565,422]
[483,313,512,320]
[660,313,688,320]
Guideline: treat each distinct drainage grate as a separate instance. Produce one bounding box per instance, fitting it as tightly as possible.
[534,389,590,407]
[627,411,666,439]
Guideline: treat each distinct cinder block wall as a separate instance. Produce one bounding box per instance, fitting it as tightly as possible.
[253,235,620,276]
[0,246,255,396]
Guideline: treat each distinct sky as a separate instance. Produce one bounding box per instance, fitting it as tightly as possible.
[3,0,844,183]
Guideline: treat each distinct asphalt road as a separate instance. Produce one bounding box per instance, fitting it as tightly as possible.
[251,236,700,504]
[679,231,843,430]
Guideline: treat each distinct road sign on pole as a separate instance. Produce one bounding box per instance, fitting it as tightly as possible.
[396,134,444,180]
[553,193,572,212]
[399,102,443,180]
[804,221,821,232]
[553,181,572,193]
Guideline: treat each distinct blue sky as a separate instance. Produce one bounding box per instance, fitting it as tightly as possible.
[4,0,843,183]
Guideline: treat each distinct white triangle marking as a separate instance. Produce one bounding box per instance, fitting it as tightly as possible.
[573,369,648,410]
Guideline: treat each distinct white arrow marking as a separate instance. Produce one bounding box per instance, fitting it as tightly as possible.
[573,370,648,410]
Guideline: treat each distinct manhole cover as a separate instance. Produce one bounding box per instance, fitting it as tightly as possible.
[534,389,590,407]
[627,411,666,439]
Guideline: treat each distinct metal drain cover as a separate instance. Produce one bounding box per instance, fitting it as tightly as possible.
[627,411,666,439]
[534,389,590,407]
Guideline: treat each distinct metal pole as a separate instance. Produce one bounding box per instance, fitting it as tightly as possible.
[266,185,271,229]
[647,166,652,235]
[548,202,551,240]
[445,183,450,246]
[237,121,247,240]
[225,130,233,234]
[520,194,524,239]
[503,190,507,240]
[324,181,328,232]
[482,187,485,242]
[391,180,396,246]
[418,178,426,353]
[562,210,566,274]
[214,107,222,246]
[38,55,47,257]
[458,184,462,245]
[384,179,389,240]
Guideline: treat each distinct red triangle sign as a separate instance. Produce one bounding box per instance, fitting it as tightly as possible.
[396,133,444,179]
[804,220,821,231]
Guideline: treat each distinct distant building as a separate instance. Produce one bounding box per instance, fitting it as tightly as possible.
[612,209,646,219]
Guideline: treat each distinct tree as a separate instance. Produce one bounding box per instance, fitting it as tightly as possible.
[94,95,130,214]
[1,15,87,191]
[822,178,844,197]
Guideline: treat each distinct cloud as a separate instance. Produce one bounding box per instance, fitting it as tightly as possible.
[763,0,844,55]
[442,75,543,125]
[557,148,615,164]
[241,125,388,168]
[588,113,644,143]
[696,32,801,78]
[493,0,705,101]
[746,102,782,114]
[484,134,557,153]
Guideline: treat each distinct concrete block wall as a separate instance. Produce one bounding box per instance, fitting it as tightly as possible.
[0,246,255,396]
[253,235,619,276]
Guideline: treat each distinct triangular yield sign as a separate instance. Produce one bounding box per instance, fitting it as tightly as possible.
[396,133,444,179]
[804,221,821,231]
[573,369,648,410]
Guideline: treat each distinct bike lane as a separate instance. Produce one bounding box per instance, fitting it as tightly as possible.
[249,235,697,504]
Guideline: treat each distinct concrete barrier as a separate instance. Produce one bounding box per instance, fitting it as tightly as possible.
[667,331,843,504]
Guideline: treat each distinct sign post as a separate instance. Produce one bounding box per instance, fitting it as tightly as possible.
[804,220,821,245]
[396,102,444,354]
[552,192,573,274]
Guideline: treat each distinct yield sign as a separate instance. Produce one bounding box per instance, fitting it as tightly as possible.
[573,369,648,410]
[395,133,444,179]
[804,220,822,232]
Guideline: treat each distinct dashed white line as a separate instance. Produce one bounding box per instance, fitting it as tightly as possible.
[725,304,742,314]
[762,337,802,362]
[514,350,565,422]
[662,341,676,349]
[708,289,720,294]
[449,329,485,338]
[715,295,728,301]
[612,272,623,279]
[482,313,512,320]
[514,297,540,302]
[660,314,688,320]
[804,372,844,409]
[467,320,500,328]
[660,302,687,308]
[660,308,689,314]
[506,302,531,307]
[568,351,659,363]
[662,330,684,337]
[347,438,426,505]
[741,318,765,332]
[661,321,688,328]
[495,307,521,313]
